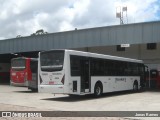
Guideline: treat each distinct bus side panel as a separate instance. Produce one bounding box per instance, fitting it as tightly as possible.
[91,76,140,94]
[68,77,81,94]
[91,77,114,93]
[113,76,140,91]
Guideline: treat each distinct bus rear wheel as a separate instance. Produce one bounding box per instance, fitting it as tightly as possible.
[94,83,102,97]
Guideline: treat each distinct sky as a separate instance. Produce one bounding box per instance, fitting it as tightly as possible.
[0,0,160,40]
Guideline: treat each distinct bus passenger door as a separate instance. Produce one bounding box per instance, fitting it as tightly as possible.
[80,59,90,93]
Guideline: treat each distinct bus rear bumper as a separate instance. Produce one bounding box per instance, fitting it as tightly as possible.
[39,85,65,94]
[10,80,28,87]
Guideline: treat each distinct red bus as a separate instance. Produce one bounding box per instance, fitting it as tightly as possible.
[10,57,38,91]
[146,69,160,89]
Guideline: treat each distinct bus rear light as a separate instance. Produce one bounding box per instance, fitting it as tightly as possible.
[61,75,65,84]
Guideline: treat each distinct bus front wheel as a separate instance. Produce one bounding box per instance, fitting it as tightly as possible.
[94,82,103,97]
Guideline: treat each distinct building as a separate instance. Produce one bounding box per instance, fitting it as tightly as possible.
[0,21,160,83]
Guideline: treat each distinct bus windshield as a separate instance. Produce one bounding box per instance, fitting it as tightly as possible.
[11,59,26,71]
[40,50,64,72]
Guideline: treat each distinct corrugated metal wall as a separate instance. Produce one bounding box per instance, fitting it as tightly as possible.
[0,21,160,54]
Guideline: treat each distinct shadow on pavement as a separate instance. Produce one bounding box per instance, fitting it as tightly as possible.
[41,90,139,102]
[145,88,160,92]
[13,90,38,93]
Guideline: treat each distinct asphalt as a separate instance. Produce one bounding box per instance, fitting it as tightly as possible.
[1,85,160,120]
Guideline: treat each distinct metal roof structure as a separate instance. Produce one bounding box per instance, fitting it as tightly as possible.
[0,21,160,54]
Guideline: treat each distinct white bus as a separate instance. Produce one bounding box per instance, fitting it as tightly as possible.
[38,49,145,97]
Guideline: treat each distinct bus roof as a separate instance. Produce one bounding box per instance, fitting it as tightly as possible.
[41,49,143,64]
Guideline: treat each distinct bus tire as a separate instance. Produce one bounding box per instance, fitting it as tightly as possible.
[94,82,103,97]
[133,81,138,92]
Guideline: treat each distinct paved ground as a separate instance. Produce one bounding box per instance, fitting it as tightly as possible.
[0,85,160,120]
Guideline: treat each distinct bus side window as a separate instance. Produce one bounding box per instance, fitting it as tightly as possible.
[104,60,115,76]
[90,58,105,76]
[70,56,80,76]
[115,61,125,76]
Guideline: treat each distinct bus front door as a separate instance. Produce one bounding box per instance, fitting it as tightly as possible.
[80,59,90,93]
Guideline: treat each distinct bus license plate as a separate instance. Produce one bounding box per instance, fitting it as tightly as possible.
[49,81,54,85]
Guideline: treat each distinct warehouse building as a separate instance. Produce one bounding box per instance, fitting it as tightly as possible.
[0,21,160,83]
